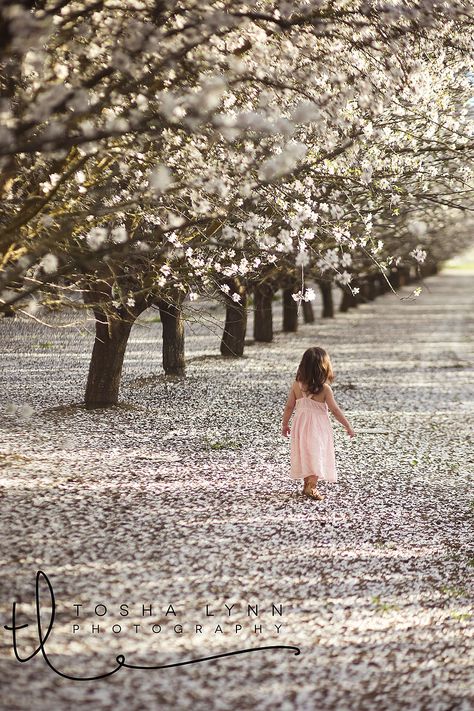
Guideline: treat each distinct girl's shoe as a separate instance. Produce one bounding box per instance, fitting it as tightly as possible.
[303,487,325,501]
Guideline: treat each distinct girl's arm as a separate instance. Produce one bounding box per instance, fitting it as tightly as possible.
[281,383,296,436]
[324,384,355,437]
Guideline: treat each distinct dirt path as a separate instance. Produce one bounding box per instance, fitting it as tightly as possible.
[1,270,473,710]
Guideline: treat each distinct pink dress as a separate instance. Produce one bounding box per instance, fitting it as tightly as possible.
[290,383,337,482]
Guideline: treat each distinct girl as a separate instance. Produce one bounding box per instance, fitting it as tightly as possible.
[281,346,355,501]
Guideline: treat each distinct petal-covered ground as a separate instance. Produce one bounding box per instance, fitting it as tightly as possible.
[1,270,473,711]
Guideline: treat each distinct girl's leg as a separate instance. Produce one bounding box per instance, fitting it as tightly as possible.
[303,475,317,493]
[303,475,325,500]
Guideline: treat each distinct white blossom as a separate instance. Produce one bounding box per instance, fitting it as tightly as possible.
[292,101,321,124]
[410,247,427,263]
[149,165,172,194]
[38,214,54,228]
[408,221,428,238]
[295,250,310,268]
[86,227,107,250]
[339,271,352,285]
[40,253,58,274]
[111,226,128,244]
[360,165,373,185]
[24,298,40,315]
[258,142,307,181]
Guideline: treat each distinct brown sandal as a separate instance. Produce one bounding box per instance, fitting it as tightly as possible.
[303,487,325,501]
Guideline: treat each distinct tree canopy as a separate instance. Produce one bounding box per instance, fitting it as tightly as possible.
[1,0,473,317]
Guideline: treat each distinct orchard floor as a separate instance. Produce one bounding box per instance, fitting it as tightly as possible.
[1,270,473,711]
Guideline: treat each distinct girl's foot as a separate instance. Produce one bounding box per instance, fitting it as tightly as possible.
[303,487,325,501]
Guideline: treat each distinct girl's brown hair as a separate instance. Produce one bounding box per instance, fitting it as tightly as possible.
[296,346,334,395]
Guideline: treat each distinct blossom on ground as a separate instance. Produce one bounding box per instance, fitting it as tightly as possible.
[18,404,34,418]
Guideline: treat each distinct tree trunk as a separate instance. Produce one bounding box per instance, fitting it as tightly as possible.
[282,287,298,332]
[3,304,15,317]
[389,269,401,289]
[221,281,247,357]
[359,280,370,302]
[157,299,185,375]
[399,266,411,285]
[420,262,438,279]
[352,280,362,306]
[378,274,390,294]
[302,299,315,323]
[366,276,377,301]
[253,282,274,342]
[85,312,134,409]
[318,281,334,318]
[339,289,358,311]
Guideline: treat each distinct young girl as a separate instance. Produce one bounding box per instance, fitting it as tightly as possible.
[281,346,355,500]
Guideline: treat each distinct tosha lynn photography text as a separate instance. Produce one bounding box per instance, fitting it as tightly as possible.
[71,601,285,636]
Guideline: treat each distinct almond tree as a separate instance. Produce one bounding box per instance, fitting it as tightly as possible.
[1,1,473,407]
